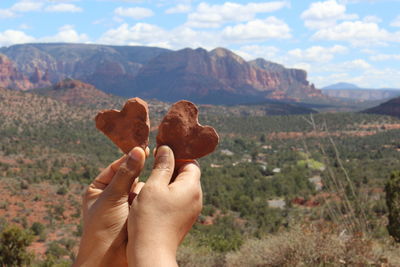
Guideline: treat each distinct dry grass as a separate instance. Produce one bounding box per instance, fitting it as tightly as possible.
[225,224,400,267]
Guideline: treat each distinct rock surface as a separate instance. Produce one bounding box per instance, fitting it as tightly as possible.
[1,44,324,103]
[95,98,150,153]
[156,100,219,159]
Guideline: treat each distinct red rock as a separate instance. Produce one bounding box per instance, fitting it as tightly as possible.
[156,100,219,159]
[95,98,150,153]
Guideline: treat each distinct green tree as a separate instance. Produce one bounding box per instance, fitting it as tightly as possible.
[385,171,400,242]
[0,225,34,266]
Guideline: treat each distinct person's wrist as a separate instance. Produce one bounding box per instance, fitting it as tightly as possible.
[127,238,178,267]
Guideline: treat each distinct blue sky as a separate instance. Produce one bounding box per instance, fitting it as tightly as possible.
[1,0,400,89]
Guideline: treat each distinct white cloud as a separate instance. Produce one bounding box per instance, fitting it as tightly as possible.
[99,23,166,45]
[166,4,191,14]
[45,3,83,12]
[114,7,154,19]
[391,15,400,27]
[11,1,43,12]
[288,45,348,62]
[187,1,289,28]
[370,53,400,61]
[312,21,397,46]
[0,9,16,19]
[235,45,280,60]
[363,15,382,23]
[0,30,35,47]
[40,25,89,43]
[301,0,358,29]
[222,17,291,42]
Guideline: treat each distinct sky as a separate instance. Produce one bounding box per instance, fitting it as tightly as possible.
[1,0,400,89]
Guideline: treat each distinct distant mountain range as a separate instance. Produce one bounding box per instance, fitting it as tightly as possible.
[0,43,324,104]
[322,82,400,101]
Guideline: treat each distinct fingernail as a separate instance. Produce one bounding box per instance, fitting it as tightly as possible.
[126,147,143,170]
[155,146,170,168]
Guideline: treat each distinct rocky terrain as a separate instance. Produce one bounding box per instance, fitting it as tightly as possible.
[1,43,324,104]
[0,54,51,90]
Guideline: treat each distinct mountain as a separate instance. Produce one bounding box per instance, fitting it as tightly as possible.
[363,96,400,117]
[1,43,323,104]
[0,43,169,95]
[323,82,360,90]
[32,78,118,107]
[321,82,400,101]
[0,53,51,90]
[130,47,323,103]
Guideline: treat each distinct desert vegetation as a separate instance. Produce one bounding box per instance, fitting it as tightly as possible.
[1,88,400,265]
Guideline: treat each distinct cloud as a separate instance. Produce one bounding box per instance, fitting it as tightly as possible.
[45,3,83,12]
[222,17,291,42]
[301,0,358,29]
[0,9,16,19]
[363,15,382,23]
[391,15,400,27]
[99,23,166,45]
[288,45,348,62]
[11,1,43,12]
[165,4,191,14]
[370,53,400,61]
[0,30,35,47]
[40,25,89,43]
[114,7,154,19]
[235,45,280,60]
[312,21,398,45]
[187,1,289,28]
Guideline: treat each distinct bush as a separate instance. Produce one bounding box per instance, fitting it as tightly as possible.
[31,222,45,236]
[385,171,400,242]
[0,225,34,266]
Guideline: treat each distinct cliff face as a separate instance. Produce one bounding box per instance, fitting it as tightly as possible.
[1,43,323,104]
[132,47,323,102]
[0,43,169,95]
[364,97,400,117]
[0,54,33,90]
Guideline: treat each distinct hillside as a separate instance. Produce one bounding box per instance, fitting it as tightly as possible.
[363,96,400,117]
[1,43,324,104]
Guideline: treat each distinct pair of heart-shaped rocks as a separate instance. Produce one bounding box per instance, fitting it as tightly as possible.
[95,98,219,160]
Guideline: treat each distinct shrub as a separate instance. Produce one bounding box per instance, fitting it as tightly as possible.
[0,225,34,266]
[31,222,45,236]
[385,171,400,242]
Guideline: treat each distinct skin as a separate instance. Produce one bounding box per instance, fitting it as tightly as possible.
[74,145,202,267]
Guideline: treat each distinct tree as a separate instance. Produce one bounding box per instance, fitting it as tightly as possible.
[0,225,34,266]
[385,171,400,242]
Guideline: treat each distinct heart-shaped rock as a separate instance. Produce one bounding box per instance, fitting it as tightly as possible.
[95,97,150,154]
[156,100,219,159]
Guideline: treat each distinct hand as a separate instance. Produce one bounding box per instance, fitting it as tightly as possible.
[74,147,147,267]
[127,146,202,267]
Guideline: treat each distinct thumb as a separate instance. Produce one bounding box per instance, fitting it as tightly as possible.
[147,145,175,186]
[105,147,146,198]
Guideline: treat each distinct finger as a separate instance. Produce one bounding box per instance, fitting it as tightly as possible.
[145,147,150,158]
[146,145,175,186]
[171,161,201,186]
[105,147,146,197]
[90,155,128,190]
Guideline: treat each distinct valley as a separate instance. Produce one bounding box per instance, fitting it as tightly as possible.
[1,84,400,265]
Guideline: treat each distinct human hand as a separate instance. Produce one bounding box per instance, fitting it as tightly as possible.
[127,145,202,267]
[74,147,147,267]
